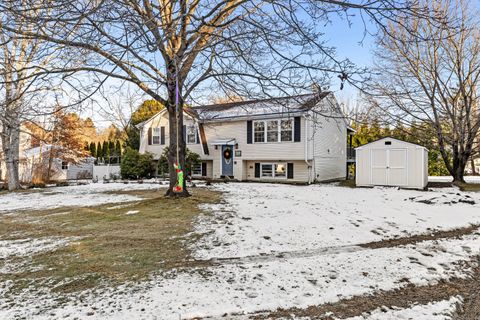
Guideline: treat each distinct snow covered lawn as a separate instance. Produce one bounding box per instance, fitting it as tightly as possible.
[1,182,479,319]
[0,181,167,212]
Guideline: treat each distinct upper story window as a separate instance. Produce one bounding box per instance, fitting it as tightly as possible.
[187,125,197,144]
[253,119,293,143]
[254,121,265,142]
[61,161,68,170]
[152,128,160,144]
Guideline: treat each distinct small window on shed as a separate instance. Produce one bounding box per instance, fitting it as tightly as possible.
[385,141,392,145]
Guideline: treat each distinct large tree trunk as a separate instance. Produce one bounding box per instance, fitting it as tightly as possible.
[2,124,21,191]
[471,157,477,175]
[164,88,189,197]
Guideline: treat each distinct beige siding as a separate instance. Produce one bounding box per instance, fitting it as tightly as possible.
[140,112,203,159]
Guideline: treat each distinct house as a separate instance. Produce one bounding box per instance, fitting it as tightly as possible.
[19,145,94,183]
[138,92,354,183]
[355,137,428,189]
[0,124,36,181]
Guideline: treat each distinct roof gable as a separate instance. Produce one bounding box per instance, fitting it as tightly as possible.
[356,137,428,150]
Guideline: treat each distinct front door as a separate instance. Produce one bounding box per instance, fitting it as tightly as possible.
[221,145,234,177]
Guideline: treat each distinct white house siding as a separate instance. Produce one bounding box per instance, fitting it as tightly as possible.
[67,159,94,180]
[309,112,347,182]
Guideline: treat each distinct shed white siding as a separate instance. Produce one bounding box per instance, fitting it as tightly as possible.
[356,137,428,189]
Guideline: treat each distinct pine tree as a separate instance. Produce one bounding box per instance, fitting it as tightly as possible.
[103,141,110,164]
[97,141,103,161]
[89,142,96,158]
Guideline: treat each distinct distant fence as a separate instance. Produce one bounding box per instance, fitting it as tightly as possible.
[93,165,121,180]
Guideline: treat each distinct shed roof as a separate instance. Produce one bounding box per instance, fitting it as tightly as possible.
[355,137,428,150]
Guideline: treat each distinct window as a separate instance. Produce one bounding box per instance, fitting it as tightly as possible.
[275,164,286,178]
[254,121,265,142]
[192,163,202,176]
[267,120,278,142]
[152,128,160,144]
[61,161,68,170]
[280,119,293,142]
[253,119,293,143]
[187,125,197,144]
[260,163,287,179]
[261,164,273,177]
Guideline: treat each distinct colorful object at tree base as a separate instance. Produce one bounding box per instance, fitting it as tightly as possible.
[173,162,184,193]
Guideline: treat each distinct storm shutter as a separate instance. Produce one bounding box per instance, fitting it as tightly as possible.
[294,117,301,142]
[148,128,152,145]
[160,126,165,145]
[183,125,186,144]
[201,162,207,177]
[247,121,253,144]
[287,163,294,179]
[254,163,260,178]
[196,129,200,144]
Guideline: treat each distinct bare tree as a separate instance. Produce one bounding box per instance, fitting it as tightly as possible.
[367,0,480,183]
[1,0,428,195]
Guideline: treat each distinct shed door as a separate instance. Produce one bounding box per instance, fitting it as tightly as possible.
[370,148,408,186]
[388,149,408,186]
[371,149,388,185]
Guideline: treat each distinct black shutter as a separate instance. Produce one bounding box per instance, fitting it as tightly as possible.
[201,162,207,177]
[254,163,260,178]
[183,125,187,144]
[287,163,294,179]
[148,128,152,145]
[196,129,200,144]
[294,117,301,142]
[247,121,253,144]
[160,126,165,145]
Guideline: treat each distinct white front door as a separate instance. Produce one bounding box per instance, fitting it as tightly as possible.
[370,148,408,186]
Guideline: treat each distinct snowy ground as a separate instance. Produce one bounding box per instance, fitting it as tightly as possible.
[1,182,480,319]
[428,176,480,183]
[0,182,167,212]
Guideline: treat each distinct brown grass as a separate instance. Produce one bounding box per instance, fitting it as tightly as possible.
[0,187,221,294]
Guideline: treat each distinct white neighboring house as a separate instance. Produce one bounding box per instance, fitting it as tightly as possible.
[138,92,354,183]
[19,145,94,182]
[0,124,35,181]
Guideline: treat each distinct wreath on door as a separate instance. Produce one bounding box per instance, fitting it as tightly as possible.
[223,147,232,163]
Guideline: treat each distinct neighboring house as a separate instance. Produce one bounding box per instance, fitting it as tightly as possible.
[19,145,94,183]
[138,92,354,184]
[0,124,36,181]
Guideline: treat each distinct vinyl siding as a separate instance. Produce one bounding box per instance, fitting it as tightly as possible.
[309,110,347,182]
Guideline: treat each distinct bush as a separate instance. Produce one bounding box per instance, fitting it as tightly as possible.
[157,147,201,177]
[120,147,155,179]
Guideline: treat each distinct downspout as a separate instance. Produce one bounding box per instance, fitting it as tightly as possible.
[303,114,313,183]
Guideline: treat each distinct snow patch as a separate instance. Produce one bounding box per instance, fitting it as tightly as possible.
[343,296,461,320]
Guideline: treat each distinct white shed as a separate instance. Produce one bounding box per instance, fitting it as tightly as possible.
[355,137,428,189]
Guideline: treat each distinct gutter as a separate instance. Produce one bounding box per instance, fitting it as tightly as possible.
[303,114,313,183]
